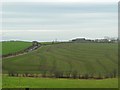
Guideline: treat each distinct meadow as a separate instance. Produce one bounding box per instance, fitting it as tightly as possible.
[2,75,118,88]
[2,41,32,55]
[3,42,118,78]
[2,41,118,88]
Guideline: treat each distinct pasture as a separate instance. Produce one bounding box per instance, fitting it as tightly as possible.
[3,43,118,78]
[2,41,32,55]
[2,75,118,88]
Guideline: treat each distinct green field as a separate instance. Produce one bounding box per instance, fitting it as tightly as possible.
[2,42,118,88]
[2,41,32,55]
[2,76,118,88]
[3,43,118,77]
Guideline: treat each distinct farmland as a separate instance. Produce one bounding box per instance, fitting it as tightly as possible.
[2,41,118,88]
[2,75,118,88]
[3,43,118,78]
[2,41,32,55]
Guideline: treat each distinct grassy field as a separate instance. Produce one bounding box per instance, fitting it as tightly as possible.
[2,41,32,55]
[2,76,118,88]
[2,42,118,88]
[3,43,118,77]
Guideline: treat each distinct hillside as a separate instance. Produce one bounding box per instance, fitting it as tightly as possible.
[3,43,118,78]
[2,41,32,55]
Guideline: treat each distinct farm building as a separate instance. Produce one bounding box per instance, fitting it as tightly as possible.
[71,38,86,42]
[24,41,41,52]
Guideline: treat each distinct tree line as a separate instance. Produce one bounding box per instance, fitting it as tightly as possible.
[8,69,118,79]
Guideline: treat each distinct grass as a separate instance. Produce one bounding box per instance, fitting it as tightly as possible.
[2,41,32,55]
[2,76,118,88]
[3,43,118,76]
[2,42,118,88]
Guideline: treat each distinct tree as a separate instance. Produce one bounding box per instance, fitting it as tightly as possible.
[54,70,63,78]
[42,71,47,77]
[78,73,81,79]
[113,69,117,78]
[65,71,71,78]
[97,73,103,79]
[84,73,89,79]
[72,71,78,79]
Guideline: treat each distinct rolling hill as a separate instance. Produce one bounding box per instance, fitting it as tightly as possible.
[3,42,118,78]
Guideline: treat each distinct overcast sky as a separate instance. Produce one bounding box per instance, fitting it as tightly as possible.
[1,0,118,42]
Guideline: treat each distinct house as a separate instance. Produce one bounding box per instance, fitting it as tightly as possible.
[72,38,86,42]
[94,39,109,43]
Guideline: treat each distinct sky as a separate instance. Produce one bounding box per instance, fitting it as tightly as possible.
[1,0,118,42]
